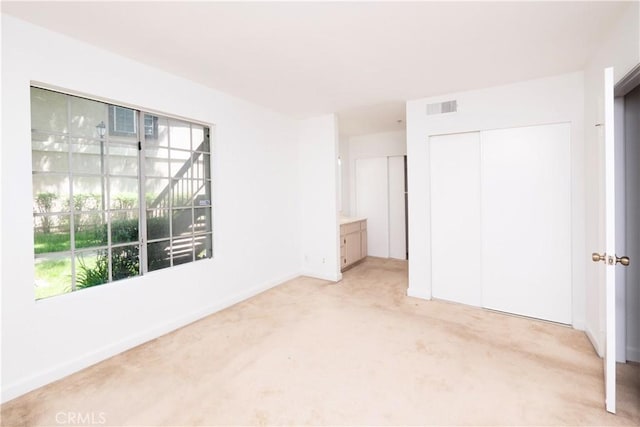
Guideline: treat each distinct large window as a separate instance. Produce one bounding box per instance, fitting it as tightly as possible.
[31,87,212,300]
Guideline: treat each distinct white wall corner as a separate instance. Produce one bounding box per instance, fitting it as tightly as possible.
[298,114,341,281]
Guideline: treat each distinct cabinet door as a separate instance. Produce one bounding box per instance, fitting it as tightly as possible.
[345,232,361,266]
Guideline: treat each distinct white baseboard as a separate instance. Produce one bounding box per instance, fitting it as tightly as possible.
[585,325,604,358]
[407,287,431,300]
[1,272,300,404]
[300,270,341,282]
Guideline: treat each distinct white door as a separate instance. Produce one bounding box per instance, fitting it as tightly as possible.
[481,123,572,324]
[355,158,389,257]
[430,132,482,306]
[388,156,407,260]
[593,66,628,414]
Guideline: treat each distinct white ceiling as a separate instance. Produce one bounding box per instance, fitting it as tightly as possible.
[2,1,629,136]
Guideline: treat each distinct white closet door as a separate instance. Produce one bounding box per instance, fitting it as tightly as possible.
[356,157,389,257]
[430,133,482,306]
[481,123,572,324]
[388,156,406,260]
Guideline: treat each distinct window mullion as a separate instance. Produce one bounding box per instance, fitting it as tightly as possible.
[139,111,148,275]
[106,108,113,283]
[168,120,173,268]
[67,96,76,292]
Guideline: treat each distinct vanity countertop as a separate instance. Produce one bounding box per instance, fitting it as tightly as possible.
[339,216,367,225]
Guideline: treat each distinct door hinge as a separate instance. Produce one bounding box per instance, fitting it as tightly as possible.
[138,141,142,151]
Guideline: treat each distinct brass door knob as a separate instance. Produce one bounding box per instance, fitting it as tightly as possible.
[592,252,606,263]
[616,255,630,266]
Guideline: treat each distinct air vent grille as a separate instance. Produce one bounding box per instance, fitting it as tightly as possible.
[426,100,457,115]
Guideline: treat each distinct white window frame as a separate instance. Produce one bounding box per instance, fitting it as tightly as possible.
[30,86,213,300]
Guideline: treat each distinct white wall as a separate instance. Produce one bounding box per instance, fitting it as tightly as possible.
[299,114,341,282]
[344,130,406,216]
[338,135,349,214]
[583,1,640,357]
[405,72,586,328]
[1,16,301,402]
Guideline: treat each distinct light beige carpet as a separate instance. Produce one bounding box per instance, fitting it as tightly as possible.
[2,257,639,426]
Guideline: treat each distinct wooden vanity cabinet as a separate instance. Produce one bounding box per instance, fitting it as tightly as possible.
[340,219,367,271]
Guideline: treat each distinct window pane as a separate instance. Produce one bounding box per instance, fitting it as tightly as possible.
[192,125,204,150]
[169,149,191,177]
[171,179,193,207]
[194,207,212,234]
[144,115,157,140]
[35,254,72,300]
[148,240,170,272]
[109,106,137,142]
[172,236,193,265]
[71,191,103,213]
[75,212,107,249]
[71,138,104,175]
[145,148,170,178]
[194,126,210,153]
[112,244,140,281]
[111,210,139,244]
[195,234,212,260]
[33,175,69,214]
[145,115,169,148]
[147,209,170,241]
[169,120,191,150]
[194,181,211,206]
[108,141,138,176]
[34,215,70,254]
[72,176,104,211]
[30,87,68,134]
[172,208,193,237]
[145,178,170,209]
[32,135,69,173]
[69,96,107,138]
[109,177,138,209]
[192,153,210,181]
[76,250,109,289]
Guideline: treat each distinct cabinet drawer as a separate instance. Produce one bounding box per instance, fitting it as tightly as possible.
[342,222,360,235]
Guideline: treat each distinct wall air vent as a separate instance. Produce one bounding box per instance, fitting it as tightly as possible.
[426,100,457,115]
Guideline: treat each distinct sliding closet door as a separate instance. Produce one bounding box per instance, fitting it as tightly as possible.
[430,133,482,306]
[481,123,571,324]
[355,157,389,257]
[388,156,407,260]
